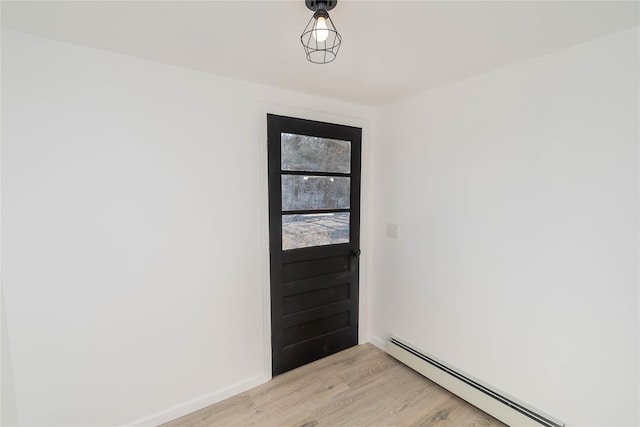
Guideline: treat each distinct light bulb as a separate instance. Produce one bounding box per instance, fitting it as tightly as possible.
[313,17,329,42]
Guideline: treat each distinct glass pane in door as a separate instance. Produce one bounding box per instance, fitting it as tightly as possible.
[281,133,351,173]
[282,212,350,250]
[282,175,350,211]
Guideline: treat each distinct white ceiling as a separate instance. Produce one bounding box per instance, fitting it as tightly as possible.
[2,1,638,105]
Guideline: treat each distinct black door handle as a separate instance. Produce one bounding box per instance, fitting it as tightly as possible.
[351,249,361,258]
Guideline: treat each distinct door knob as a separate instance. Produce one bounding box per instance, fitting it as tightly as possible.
[351,249,361,258]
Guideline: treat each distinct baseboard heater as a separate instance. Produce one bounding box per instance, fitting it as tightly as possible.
[386,336,564,427]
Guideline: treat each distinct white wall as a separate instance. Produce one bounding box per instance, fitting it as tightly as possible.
[1,30,374,426]
[2,289,20,426]
[371,27,639,427]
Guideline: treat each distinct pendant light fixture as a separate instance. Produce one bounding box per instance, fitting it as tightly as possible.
[301,0,342,64]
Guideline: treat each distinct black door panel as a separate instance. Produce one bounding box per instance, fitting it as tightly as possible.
[267,114,361,376]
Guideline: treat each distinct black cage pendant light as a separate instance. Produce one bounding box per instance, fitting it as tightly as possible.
[301,0,342,64]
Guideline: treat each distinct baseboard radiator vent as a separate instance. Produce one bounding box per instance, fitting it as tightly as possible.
[386,336,564,427]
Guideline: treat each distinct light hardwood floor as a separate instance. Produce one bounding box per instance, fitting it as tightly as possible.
[163,343,507,427]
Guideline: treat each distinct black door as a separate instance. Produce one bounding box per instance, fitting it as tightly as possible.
[267,114,362,376]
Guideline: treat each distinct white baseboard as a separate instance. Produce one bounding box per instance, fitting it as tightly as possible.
[386,336,564,427]
[125,374,271,427]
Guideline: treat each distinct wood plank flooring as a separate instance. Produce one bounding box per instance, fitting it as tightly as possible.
[162,343,507,427]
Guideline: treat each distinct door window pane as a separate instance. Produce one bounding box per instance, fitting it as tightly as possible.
[282,213,349,250]
[282,175,350,211]
[281,133,351,173]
